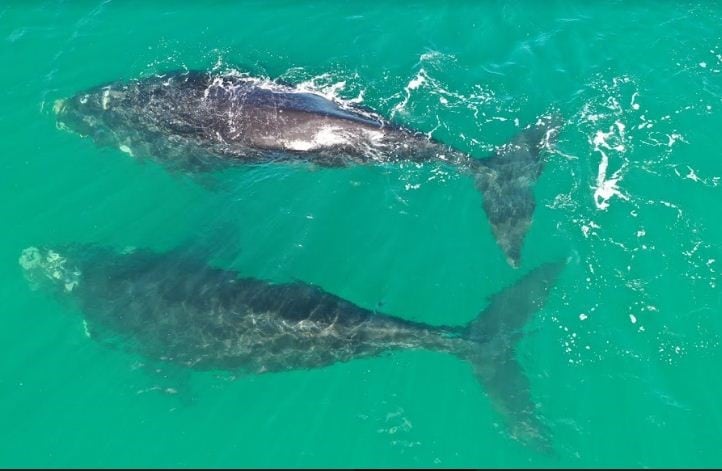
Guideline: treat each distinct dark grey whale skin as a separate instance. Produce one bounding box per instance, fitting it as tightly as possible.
[55,71,562,267]
[20,244,564,453]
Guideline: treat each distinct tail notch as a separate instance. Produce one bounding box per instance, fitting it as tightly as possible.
[474,112,564,268]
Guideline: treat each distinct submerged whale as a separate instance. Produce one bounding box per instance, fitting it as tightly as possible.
[20,244,563,451]
[54,71,562,267]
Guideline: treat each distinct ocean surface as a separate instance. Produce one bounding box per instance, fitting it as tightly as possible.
[2,1,722,467]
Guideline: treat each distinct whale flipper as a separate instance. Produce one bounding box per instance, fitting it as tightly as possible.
[460,260,564,452]
[474,113,563,267]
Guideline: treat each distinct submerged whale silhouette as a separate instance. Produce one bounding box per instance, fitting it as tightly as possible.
[20,244,563,451]
[54,71,562,267]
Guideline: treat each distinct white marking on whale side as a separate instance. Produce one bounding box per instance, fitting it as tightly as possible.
[285,126,350,151]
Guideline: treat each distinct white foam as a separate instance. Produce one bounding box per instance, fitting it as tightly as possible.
[592,121,629,210]
[685,167,701,182]
[407,72,426,90]
[593,150,627,210]
[294,74,350,102]
[229,71,372,123]
[667,133,684,146]
[630,92,640,110]
[629,314,637,324]
[391,69,429,117]
[82,320,92,338]
[580,220,600,238]
[273,72,365,113]
[673,164,719,187]
[348,89,365,104]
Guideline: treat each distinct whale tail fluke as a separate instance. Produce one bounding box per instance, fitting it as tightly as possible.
[473,112,564,268]
[459,260,564,453]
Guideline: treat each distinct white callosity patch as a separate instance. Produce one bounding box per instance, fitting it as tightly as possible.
[19,247,81,292]
[118,143,135,157]
[101,88,111,110]
[53,99,66,114]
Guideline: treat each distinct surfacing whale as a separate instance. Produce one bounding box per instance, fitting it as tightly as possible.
[54,71,563,267]
[20,243,563,452]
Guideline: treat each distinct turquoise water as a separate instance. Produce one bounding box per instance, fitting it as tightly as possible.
[2,1,722,467]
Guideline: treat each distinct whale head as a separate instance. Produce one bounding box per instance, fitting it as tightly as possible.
[19,246,83,294]
[54,83,137,153]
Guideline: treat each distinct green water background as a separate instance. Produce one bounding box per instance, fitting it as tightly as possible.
[2,0,722,467]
